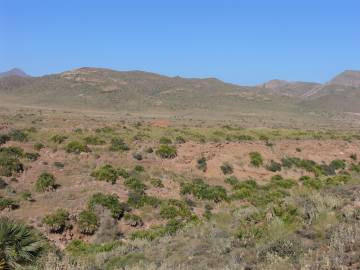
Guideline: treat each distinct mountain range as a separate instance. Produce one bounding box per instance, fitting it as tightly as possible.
[0,67,360,118]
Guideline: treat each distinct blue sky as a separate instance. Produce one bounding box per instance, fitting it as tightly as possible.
[1,0,359,85]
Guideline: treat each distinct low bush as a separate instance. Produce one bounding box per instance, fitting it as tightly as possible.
[133,165,145,172]
[159,200,193,221]
[299,176,322,189]
[91,165,118,184]
[123,213,143,227]
[258,238,302,262]
[220,162,233,175]
[34,142,45,151]
[159,137,172,144]
[88,193,126,219]
[0,153,24,177]
[150,178,164,188]
[51,134,68,144]
[325,174,351,186]
[0,146,24,158]
[24,152,40,161]
[156,145,177,159]
[77,210,99,235]
[329,159,346,170]
[65,141,90,153]
[132,152,143,161]
[250,152,263,167]
[8,129,28,142]
[197,157,207,172]
[124,177,146,192]
[109,138,129,151]
[127,191,161,209]
[266,160,282,172]
[0,197,18,211]
[270,175,296,189]
[175,136,186,144]
[83,136,105,145]
[35,172,56,192]
[0,134,10,145]
[42,209,70,233]
[350,153,357,161]
[53,161,65,169]
[180,178,228,202]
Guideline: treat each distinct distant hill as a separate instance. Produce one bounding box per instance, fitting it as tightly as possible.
[260,79,320,97]
[328,70,360,87]
[0,68,30,78]
[0,67,360,117]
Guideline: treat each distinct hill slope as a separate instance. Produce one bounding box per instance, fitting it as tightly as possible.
[1,67,360,119]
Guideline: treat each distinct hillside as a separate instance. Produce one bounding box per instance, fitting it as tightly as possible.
[1,67,360,123]
[0,68,30,78]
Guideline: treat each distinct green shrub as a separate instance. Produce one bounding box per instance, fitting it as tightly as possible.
[270,175,296,189]
[224,176,240,186]
[329,159,346,170]
[0,146,24,158]
[159,204,178,219]
[34,142,45,151]
[42,209,69,233]
[109,138,129,151]
[133,165,145,172]
[266,160,282,172]
[0,134,10,145]
[53,161,65,169]
[159,137,172,144]
[350,153,357,161]
[127,191,161,209]
[24,152,40,161]
[117,168,130,178]
[237,222,267,247]
[197,157,207,172]
[150,178,164,188]
[180,179,228,202]
[273,202,298,224]
[124,177,146,191]
[159,200,193,220]
[20,190,33,201]
[0,197,18,211]
[35,172,56,192]
[299,176,322,189]
[123,213,143,227]
[130,219,185,241]
[83,136,105,145]
[91,165,118,184]
[325,174,351,186]
[88,193,126,219]
[250,152,263,167]
[145,147,153,153]
[51,134,68,144]
[0,153,24,177]
[350,163,360,172]
[175,136,186,144]
[66,240,120,256]
[77,210,99,235]
[156,145,177,159]
[281,156,323,176]
[220,162,233,175]
[132,152,143,161]
[8,129,28,142]
[65,141,90,153]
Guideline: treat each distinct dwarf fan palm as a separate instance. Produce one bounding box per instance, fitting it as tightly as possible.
[0,218,43,269]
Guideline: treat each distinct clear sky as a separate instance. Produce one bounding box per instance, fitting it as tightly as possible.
[1,0,359,85]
